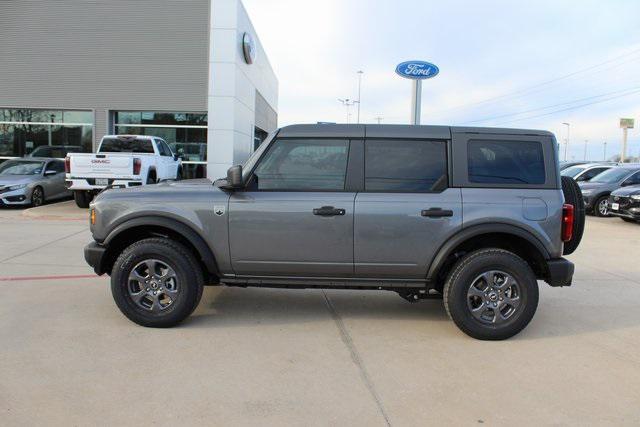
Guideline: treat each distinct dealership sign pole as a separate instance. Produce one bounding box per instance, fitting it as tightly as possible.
[395,61,439,125]
[620,118,634,162]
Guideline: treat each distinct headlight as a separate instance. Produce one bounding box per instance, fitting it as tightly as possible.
[7,184,27,191]
[631,195,640,201]
[581,189,593,195]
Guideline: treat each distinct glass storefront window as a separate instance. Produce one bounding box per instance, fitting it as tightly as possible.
[0,108,93,157]
[114,111,208,178]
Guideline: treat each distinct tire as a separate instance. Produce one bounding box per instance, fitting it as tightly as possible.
[146,172,157,185]
[110,238,204,327]
[443,248,539,340]
[593,195,610,217]
[31,186,45,207]
[73,190,91,208]
[622,218,638,223]
[561,176,585,255]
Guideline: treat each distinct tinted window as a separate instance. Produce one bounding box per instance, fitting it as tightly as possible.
[591,168,635,183]
[157,140,172,156]
[623,171,640,186]
[365,140,447,192]
[561,165,586,178]
[99,137,154,154]
[45,161,65,173]
[253,139,349,191]
[582,167,609,180]
[468,140,545,184]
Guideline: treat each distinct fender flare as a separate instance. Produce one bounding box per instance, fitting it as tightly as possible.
[426,223,551,281]
[103,216,219,276]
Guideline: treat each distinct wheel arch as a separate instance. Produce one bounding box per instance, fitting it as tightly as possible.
[427,224,551,286]
[100,216,219,281]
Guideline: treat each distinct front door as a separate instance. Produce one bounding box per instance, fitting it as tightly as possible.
[354,138,463,278]
[229,138,355,277]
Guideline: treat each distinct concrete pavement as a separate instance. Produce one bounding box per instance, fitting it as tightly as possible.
[1,203,639,426]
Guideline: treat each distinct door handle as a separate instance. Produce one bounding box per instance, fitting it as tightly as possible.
[313,206,346,216]
[421,208,454,218]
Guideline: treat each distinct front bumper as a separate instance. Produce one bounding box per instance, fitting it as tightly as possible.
[84,241,107,275]
[0,187,31,206]
[608,195,640,220]
[545,258,574,287]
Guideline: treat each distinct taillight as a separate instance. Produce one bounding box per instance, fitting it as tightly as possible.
[133,158,141,175]
[562,204,574,242]
[64,156,71,173]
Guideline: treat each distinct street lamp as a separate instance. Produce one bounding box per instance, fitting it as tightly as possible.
[356,71,364,124]
[583,139,588,161]
[603,141,607,160]
[338,98,358,124]
[562,123,570,161]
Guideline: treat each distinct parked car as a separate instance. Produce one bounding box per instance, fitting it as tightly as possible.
[65,135,182,208]
[28,145,84,159]
[608,185,640,223]
[559,160,590,171]
[578,164,640,216]
[0,158,70,207]
[561,162,616,182]
[83,124,584,340]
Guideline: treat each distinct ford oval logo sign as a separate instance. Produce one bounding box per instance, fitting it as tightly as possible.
[395,61,439,80]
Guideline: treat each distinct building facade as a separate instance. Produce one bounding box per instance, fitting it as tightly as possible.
[0,0,278,179]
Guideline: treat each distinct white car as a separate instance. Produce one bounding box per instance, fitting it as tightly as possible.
[560,162,616,183]
[65,135,182,208]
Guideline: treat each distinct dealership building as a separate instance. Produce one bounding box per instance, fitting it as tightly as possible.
[0,0,278,179]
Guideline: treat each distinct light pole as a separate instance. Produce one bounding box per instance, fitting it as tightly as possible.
[583,139,588,160]
[356,71,364,124]
[603,141,607,160]
[338,98,358,124]
[374,116,383,124]
[562,122,570,161]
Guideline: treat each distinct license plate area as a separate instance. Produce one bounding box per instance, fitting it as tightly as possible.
[611,202,619,210]
[95,178,109,186]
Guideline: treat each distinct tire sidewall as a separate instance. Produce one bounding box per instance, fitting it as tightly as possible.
[446,251,539,340]
[111,241,200,327]
[594,196,609,217]
[31,186,44,207]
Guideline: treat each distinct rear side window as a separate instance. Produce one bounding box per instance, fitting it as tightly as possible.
[365,139,447,192]
[253,139,349,191]
[468,140,545,185]
[100,137,154,154]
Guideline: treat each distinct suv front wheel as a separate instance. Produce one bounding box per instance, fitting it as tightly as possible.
[111,238,204,327]
[443,248,539,340]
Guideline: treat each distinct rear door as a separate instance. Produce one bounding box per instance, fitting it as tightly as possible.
[229,138,357,277]
[354,138,462,278]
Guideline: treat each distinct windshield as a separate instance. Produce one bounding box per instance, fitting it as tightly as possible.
[0,160,44,176]
[561,165,587,178]
[99,137,154,153]
[241,132,276,181]
[591,168,635,183]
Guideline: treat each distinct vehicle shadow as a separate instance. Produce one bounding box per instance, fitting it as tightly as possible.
[186,286,449,329]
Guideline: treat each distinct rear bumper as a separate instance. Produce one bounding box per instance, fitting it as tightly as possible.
[84,241,107,275]
[66,178,142,191]
[545,258,574,287]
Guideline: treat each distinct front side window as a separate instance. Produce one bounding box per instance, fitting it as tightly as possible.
[252,139,349,191]
[623,171,640,186]
[581,167,609,181]
[468,140,545,185]
[365,139,447,192]
[45,161,65,173]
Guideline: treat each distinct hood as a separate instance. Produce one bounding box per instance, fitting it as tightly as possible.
[0,175,38,187]
[578,181,606,191]
[93,178,226,203]
[611,185,640,197]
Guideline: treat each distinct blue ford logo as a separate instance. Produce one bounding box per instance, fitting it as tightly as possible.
[395,61,439,80]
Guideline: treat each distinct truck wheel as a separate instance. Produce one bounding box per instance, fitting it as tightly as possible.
[561,176,585,255]
[443,248,539,340]
[73,190,91,208]
[146,172,156,185]
[110,238,204,328]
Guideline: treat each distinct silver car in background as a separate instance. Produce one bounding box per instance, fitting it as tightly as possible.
[0,158,70,207]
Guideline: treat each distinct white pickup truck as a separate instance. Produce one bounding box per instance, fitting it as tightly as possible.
[65,135,182,208]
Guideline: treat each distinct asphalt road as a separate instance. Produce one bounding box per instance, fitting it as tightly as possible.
[1,201,639,426]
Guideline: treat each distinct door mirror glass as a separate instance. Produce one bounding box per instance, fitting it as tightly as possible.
[225,165,243,189]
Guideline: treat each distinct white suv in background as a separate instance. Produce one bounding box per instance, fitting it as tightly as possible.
[65,135,182,208]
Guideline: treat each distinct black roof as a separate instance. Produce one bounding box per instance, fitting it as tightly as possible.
[277,124,554,139]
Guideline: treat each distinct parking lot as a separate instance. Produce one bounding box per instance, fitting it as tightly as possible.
[1,201,639,426]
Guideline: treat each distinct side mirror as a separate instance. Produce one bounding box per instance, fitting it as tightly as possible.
[223,165,243,190]
[173,153,179,161]
[44,170,57,176]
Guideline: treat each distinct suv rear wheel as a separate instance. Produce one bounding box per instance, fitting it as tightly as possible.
[443,248,539,340]
[110,238,204,327]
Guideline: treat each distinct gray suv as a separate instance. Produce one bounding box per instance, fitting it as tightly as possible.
[84,124,583,340]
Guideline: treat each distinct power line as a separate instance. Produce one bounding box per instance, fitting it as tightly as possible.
[433,45,640,116]
[493,88,640,125]
[458,84,640,125]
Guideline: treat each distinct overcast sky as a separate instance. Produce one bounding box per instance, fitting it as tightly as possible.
[243,0,640,160]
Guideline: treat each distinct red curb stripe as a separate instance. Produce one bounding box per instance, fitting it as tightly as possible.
[0,274,101,282]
